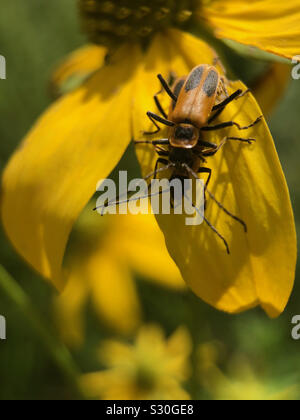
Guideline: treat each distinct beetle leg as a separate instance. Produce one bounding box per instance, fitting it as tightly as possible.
[226,136,256,144]
[203,216,230,254]
[144,111,174,135]
[206,189,247,233]
[202,121,240,131]
[155,147,169,157]
[201,138,228,157]
[194,140,218,159]
[197,167,211,210]
[144,113,161,135]
[157,74,178,102]
[207,107,225,125]
[197,167,212,190]
[212,89,243,112]
[201,136,255,158]
[154,95,168,119]
[183,164,247,233]
[202,115,262,132]
[134,139,170,146]
[209,89,252,124]
[213,88,251,113]
[197,139,218,149]
[153,71,177,112]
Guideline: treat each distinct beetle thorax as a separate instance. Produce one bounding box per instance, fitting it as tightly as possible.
[169,147,195,168]
[169,123,199,149]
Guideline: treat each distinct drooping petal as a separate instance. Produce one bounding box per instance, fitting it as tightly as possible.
[202,0,300,61]
[134,31,296,317]
[161,82,296,317]
[1,45,140,289]
[116,213,185,290]
[51,44,107,96]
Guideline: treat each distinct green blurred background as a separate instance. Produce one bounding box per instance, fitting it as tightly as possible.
[0,0,299,400]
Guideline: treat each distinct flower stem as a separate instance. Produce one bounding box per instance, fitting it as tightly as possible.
[0,264,84,399]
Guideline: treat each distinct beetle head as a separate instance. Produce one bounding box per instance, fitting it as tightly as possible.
[170,123,199,148]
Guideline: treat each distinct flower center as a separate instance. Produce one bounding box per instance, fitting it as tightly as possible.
[134,361,158,392]
[79,0,199,47]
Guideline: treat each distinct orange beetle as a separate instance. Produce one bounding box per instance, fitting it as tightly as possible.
[99,65,263,253]
[134,64,262,253]
[170,66,225,148]
[143,64,261,147]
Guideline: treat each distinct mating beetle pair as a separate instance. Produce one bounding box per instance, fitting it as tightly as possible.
[135,64,262,253]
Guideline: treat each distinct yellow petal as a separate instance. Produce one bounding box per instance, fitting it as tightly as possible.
[56,252,142,344]
[99,340,133,367]
[80,371,133,400]
[54,271,88,346]
[133,31,296,316]
[116,213,185,290]
[1,45,140,288]
[51,44,107,96]
[89,250,142,335]
[167,327,192,360]
[252,63,291,118]
[165,327,192,381]
[160,84,296,317]
[56,208,143,343]
[203,0,300,61]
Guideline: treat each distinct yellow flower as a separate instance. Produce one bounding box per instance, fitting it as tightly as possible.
[1,1,297,317]
[81,324,192,400]
[55,204,185,345]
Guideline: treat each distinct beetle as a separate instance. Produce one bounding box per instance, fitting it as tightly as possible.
[133,64,263,253]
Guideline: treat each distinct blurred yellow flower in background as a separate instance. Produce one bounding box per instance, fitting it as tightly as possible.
[1,0,298,320]
[81,324,192,400]
[55,204,185,346]
[197,342,300,400]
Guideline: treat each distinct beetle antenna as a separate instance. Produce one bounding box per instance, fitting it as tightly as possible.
[95,188,170,215]
[94,164,176,214]
[203,216,230,254]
